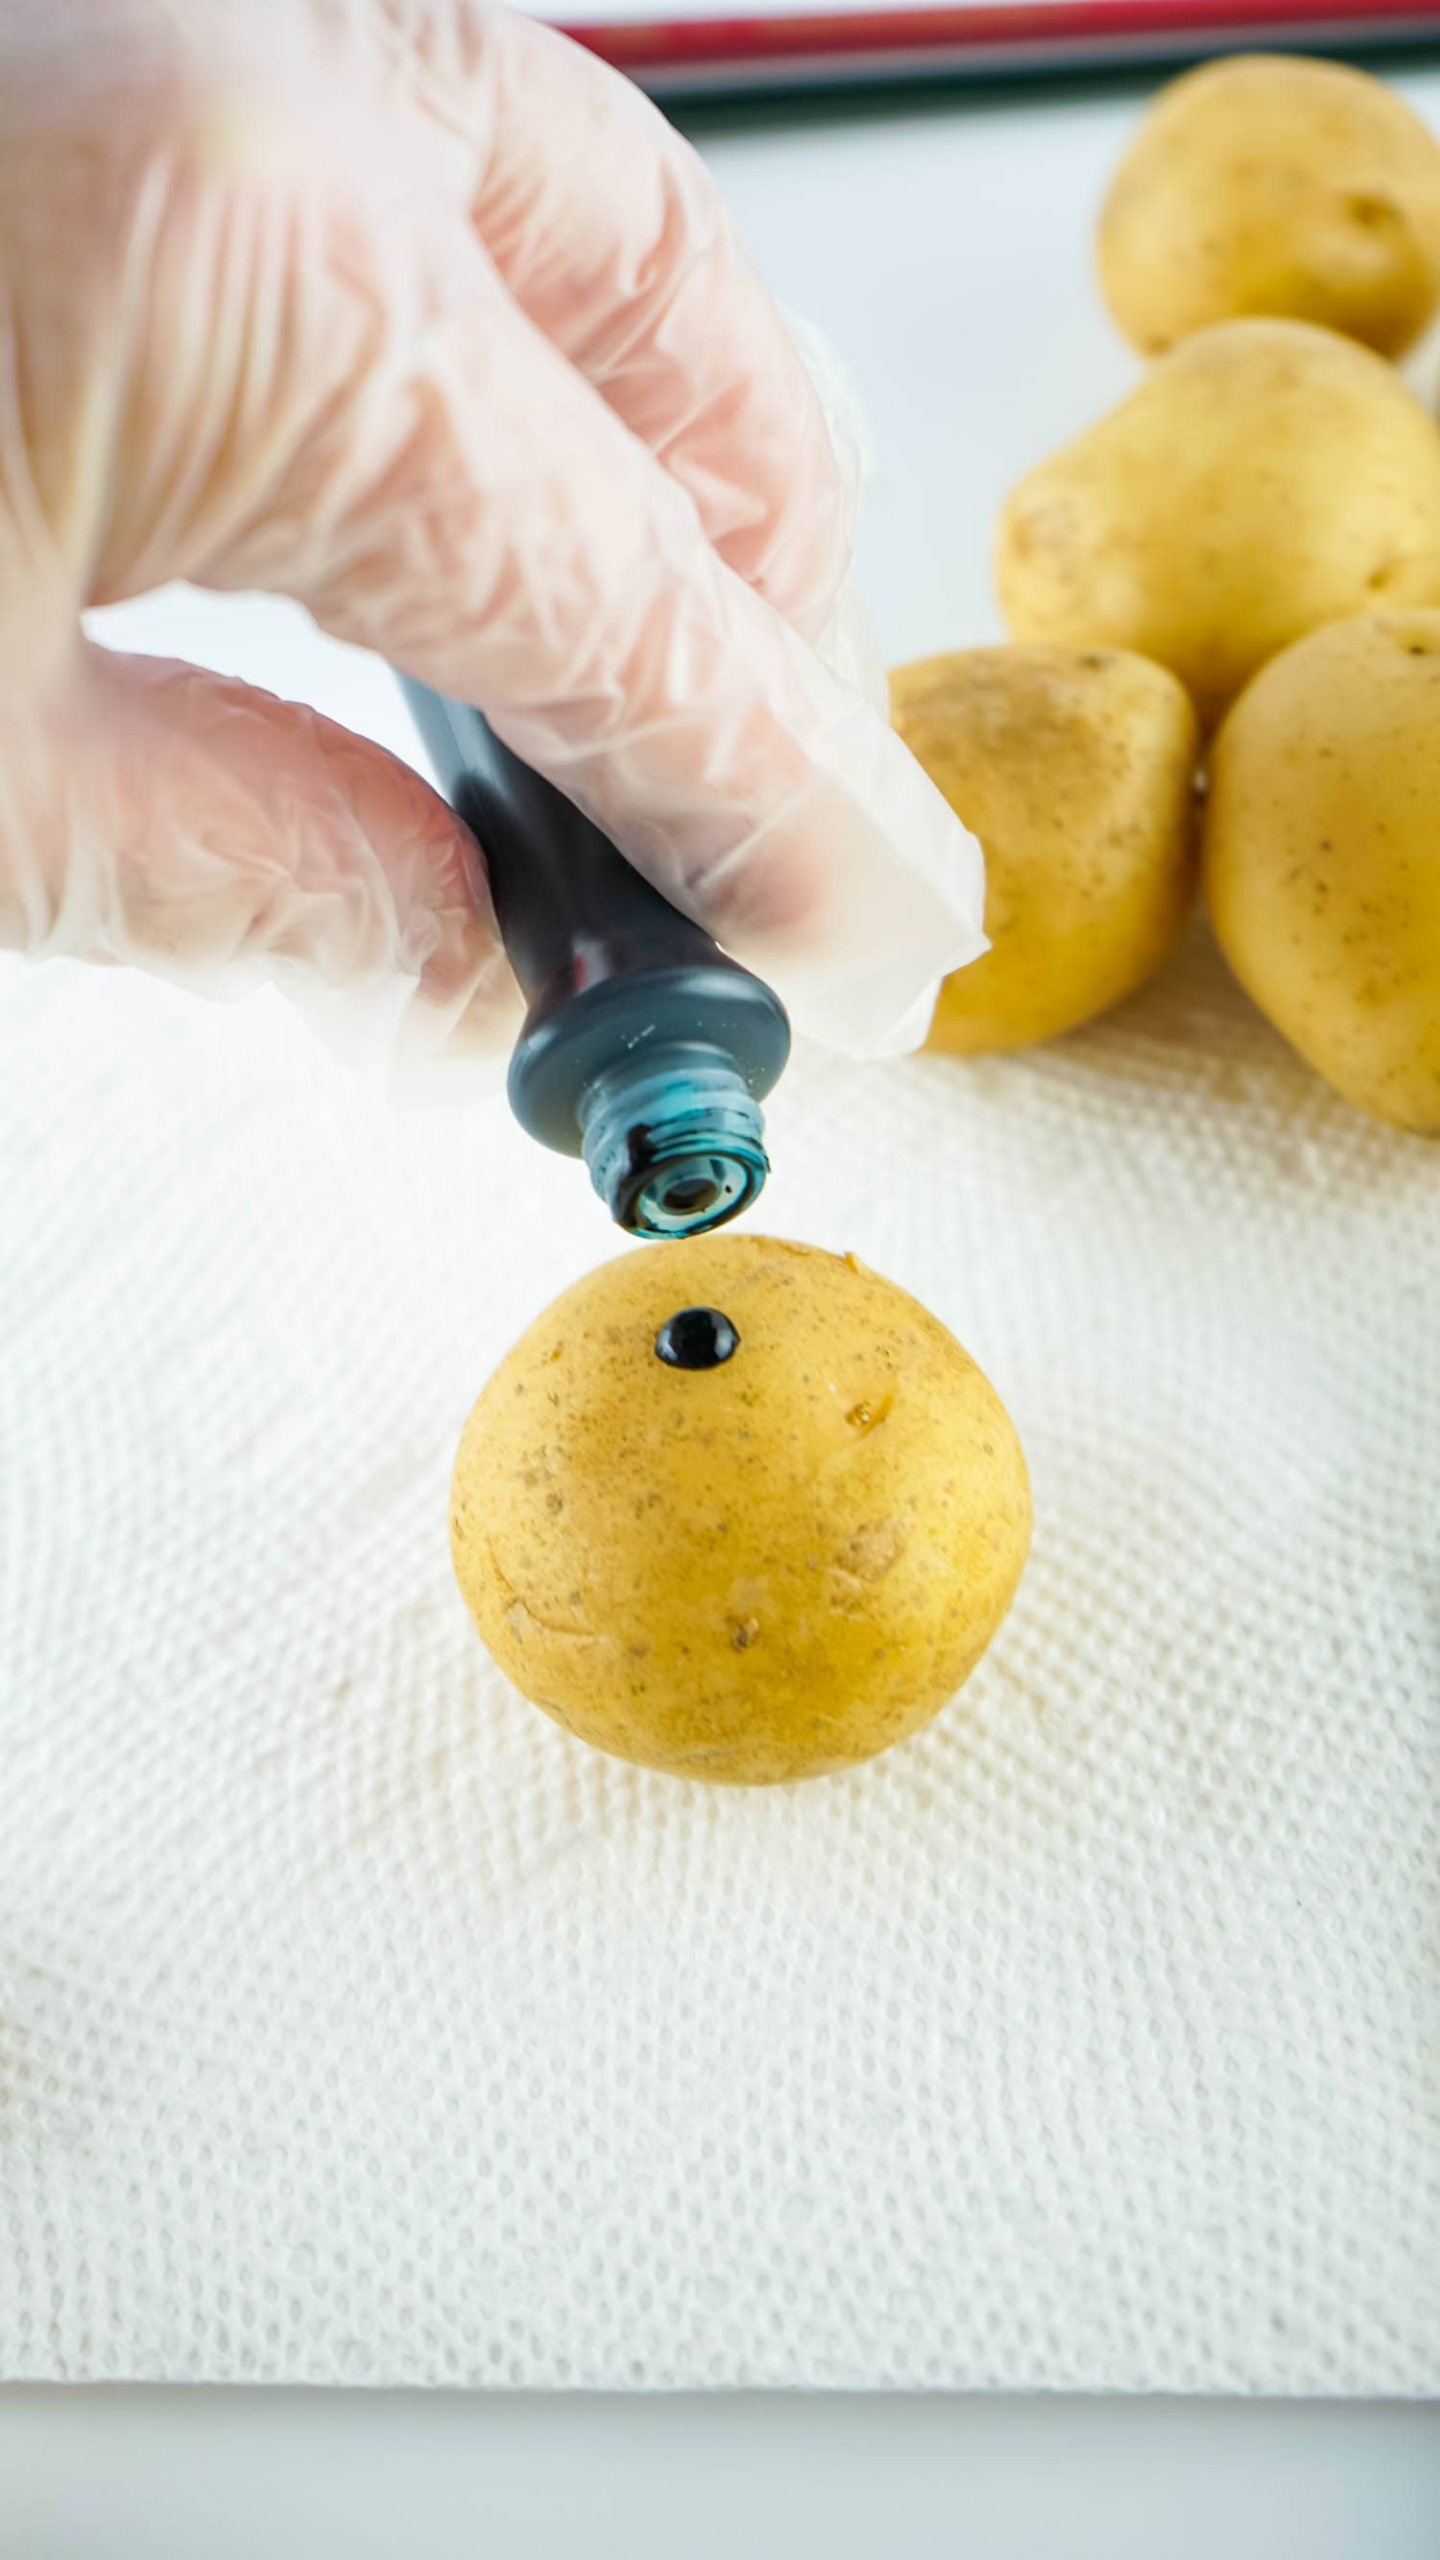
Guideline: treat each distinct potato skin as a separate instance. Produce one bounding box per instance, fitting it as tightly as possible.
[996,319,1440,726]
[1204,611,1440,1132]
[1098,55,1440,360]
[890,646,1198,1053]
[451,1236,1031,1784]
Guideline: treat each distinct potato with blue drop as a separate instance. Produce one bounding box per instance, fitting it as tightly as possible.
[450,1235,1031,1784]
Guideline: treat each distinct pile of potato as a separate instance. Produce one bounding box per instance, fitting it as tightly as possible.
[895,54,1440,1132]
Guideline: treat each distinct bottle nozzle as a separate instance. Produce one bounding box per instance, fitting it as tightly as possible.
[578,1048,770,1240]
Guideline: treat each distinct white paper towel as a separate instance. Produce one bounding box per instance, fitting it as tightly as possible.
[2,923,1438,2393]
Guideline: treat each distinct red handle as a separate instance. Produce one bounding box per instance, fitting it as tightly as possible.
[555,2,1440,80]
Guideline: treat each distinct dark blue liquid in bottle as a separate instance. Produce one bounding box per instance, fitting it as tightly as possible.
[401,681,790,1240]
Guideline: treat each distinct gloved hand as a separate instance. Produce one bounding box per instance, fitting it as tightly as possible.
[0,0,985,1077]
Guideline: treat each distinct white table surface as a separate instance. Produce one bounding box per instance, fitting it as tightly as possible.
[5,51,1439,2558]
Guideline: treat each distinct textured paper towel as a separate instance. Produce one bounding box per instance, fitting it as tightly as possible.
[2,925,1438,2393]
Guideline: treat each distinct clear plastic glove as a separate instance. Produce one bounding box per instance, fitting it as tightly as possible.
[0,0,986,1076]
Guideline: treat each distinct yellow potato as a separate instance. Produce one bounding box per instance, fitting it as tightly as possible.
[996,318,1440,726]
[1205,612,1440,1131]
[1098,55,1440,360]
[451,1236,1031,1784]
[890,646,1198,1053]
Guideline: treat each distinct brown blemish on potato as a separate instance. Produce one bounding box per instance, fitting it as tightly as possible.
[843,1390,894,1438]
